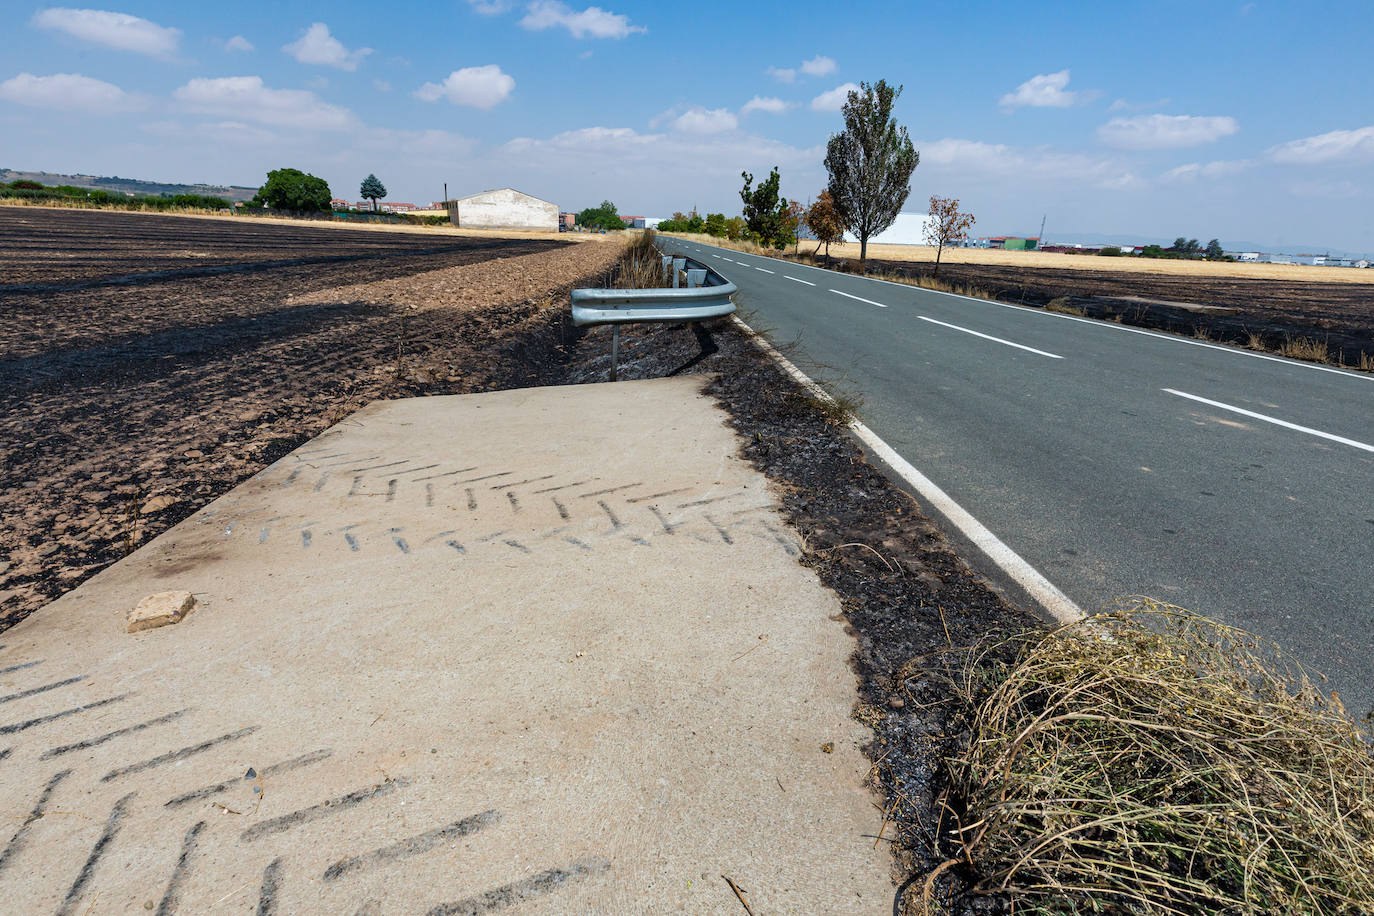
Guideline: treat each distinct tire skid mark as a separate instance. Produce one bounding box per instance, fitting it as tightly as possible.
[155,820,205,916]
[564,537,591,551]
[256,856,285,916]
[56,791,135,916]
[466,488,477,511]
[532,480,590,494]
[705,514,734,545]
[490,475,555,490]
[506,492,520,513]
[597,501,622,530]
[577,483,641,499]
[241,777,407,842]
[165,748,332,808]
[760,520,800,556]
[425,857,611,916]
[0,661,40,677]
[103,724,259,782]
[323,809,501,881]
[0,674,85,705]
[346,459,410,473]
[0,693,128,736]
[42,707,191,759]
[626,488,692,504]
[461,471,512,484]
[0,767,71,876]
[412,466,479,482]
[648,507,679,534]
[552,497,569,520]
[503,539,532,554]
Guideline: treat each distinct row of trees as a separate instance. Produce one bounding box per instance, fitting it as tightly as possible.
[1,179,231,210]
[247,170,393,213]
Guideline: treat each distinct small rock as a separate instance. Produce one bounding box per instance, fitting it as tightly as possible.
[888,697,906,710]
[127,591,196,633]
[820,742,834,754]
[141,494,177,514]
[183,450,204,459]
[36,544,58,557]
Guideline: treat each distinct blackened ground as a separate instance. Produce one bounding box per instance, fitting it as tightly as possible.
[547,316,1043,914]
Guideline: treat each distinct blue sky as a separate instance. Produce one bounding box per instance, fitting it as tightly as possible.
[2,1,1372,251]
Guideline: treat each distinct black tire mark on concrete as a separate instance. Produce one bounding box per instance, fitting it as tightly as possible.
[461,471,512,484]
[345,532,360,552]
[626,488,692,504]
[412,466,479,482]
[56,791,135,916]
[348,476,363,497]
[386,479,398,502]
[506,492,520,513]
[0,674,84,705]
[43,707,190,759]
[0,747,9,763]
[391,531,410,554]
[503,539,531,554]
[426,483,434,508]
[597,501,622,530]
[155,820,206,916]
[446,540,467,554]
[323,809,501,881]
[490,476,555,490]
[103,725,259,782]
[324,455,379,469]
[256,856,285,916]
[0,693,127,735]
[0,660,41,677]
[241,777,407,842]
[648,507,679,534]
[564,537,591,551]
[552,497,569,520]
[348,459,410,473]
[165,748,332,808]
[283,468,302,486]
[426,857,611,916]
[398,463,440,477]
[705,514,733,545]
[466,488,477,511]
[578,483,641,499]
[301,530,312,548]
[532,480,590,494]
[630,537,651,547]
[0,768,71,876]
[678,496,731,508]
[760,520,800,556]
[313,472,331,492]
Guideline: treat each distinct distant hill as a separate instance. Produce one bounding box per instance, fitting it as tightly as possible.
[0,168,259,203]
[1046,230,1370,261]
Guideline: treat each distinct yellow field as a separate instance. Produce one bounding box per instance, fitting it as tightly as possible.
[662,232,1374,285]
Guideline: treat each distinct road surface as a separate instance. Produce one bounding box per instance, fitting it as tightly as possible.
[661,236,1374,717]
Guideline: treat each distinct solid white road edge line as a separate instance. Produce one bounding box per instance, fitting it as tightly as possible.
[918,315,1063,359]
[784,276,816,286]
[830,289,888,308]
[1164,389,1374,453]
[730,315,1085,625]
[663,237,1373,383]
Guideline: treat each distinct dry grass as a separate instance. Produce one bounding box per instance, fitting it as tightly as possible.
[933,600,1374,916]
[1045,297,1087,317]
[659,231,1373,284]
[614,229,667,289]
[1279,336,1332,363]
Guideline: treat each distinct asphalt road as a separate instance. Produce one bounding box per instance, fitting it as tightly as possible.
[660,236,1374,717]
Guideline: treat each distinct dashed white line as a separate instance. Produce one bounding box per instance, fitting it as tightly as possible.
[784,276,816,286]
[755,267,775,274]
[830,289,888,308]
[917,316,1063,359]
[1164,389,1374,453]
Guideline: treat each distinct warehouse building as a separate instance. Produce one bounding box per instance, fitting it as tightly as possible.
[843,212,933,246]
[445,188,558,231]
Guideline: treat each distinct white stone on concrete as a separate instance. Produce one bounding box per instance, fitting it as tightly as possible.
[126,590,196,632]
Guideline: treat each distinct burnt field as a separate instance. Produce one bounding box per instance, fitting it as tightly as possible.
[0,207,616,624]
[876,258,1374,366]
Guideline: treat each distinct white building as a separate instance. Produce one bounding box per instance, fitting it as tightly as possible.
[843,212,934,246]
[445,188,558,231]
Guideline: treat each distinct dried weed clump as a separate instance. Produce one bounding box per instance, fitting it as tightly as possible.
[614,229,669,289]
[936,600,1374,916]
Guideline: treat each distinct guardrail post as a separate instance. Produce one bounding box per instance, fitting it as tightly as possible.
[610,326,620,382]
[686,268,706,289]
[672,258,685,289]
[661,255,673,283]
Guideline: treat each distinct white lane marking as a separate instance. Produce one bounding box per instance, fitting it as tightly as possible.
[755,267,775,274]
[731,316,1083,625]
[1164,389,1374,453]
[830,289,888,308]
[784,276,816,286]
[917,315,1062,359]
[665,237,1373,383]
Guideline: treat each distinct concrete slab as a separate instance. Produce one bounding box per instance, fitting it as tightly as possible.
[0,378,890,914]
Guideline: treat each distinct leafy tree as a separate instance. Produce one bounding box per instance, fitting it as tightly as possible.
[781,199,805,253]
[8,179,43,190]
[360,174,387,211]
[724,216,746,241]
[250,168,332,212]
[739,166,792,249]
[1205,238,1226,260]
[924,195,975,277]
[1141,244,1166,258]
[1172,237,1202,256]
[803,190,845,259]
[1099,246,1123,257]
[704,212,727,237]
[576,200,623,231]
[824,79,920,271]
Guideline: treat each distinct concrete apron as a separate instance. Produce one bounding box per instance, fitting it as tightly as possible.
[0,378,890,914]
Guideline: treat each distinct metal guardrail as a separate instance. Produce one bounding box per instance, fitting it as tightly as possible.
[571,249,737,380]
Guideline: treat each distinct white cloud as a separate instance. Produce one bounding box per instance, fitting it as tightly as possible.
[173,76,356,130]
[1160,159,1252,182]
[920,138,1140,190]
[518,2,645,39]
[223,35,253,52]
[1108,96,1168,112]
[1098,114,1238,149]
[282,23,372,71]
[467,0,512,13]
[1267,126,1374,164]
[740,96,791,116]
[998,70,1092,109]
[800,55,836,77]
[31,7,181,58]
[415,65,514,109]
[0,72,134,111]
[671,106,737,134]
[767,66,796,83]
[810,82,859,112]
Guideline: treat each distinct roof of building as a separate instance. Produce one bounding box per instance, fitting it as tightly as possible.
[448,187,555,206]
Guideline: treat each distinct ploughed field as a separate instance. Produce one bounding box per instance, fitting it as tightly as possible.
[0,207,612,626]
[878,257,1374,365]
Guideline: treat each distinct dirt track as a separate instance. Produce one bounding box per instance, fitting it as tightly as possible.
[0,207,618,624]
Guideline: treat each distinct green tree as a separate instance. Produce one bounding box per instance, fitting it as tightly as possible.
[724,216,746,241]
[576,200,623,231]
[804,190,845,259]
[704,212,728,237]
[360,174,387,211]
[251,168,332,211]
[1205,238,1226,260]
[824,79,920,271]
[740,167,791,249]
[1172,237,1202,256]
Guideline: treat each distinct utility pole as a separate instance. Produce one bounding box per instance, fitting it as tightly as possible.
[1038,214,1047,247]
